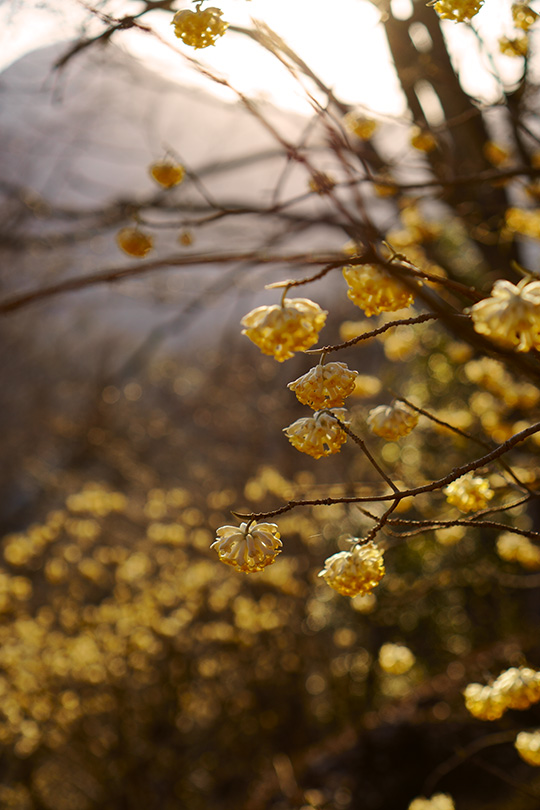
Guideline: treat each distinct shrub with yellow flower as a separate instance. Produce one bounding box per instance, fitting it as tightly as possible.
[318,540,385,597]
[469,278,540,352]
[367,402,419,440]
[283,408,350,458]
[444,472,494,512]
[210,521,282,572]
[172,6,228,49]
[343,264,414,316]
[287,362,357,409]
[241,297,327,362]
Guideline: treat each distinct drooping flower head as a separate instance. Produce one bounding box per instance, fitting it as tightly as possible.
[469,278,540,352]
[241,298,327,362]
[116,227,154,258]
[343,264,414,316]
[283,408,350,458]
[515,730,540,766]
[444,472,494,512]
[408,794,455,810]
[318,540,385,597]
[287,362,358,409]
[210,521,282,573]
[367,402,419,440]
[496,532,540,569]
[464,666,540,720]
[172,6,228,49]
[149,162,186,188]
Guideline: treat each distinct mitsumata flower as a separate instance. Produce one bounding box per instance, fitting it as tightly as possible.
[469,278,540,351]
[515,731,540,766]
[149,162,185,188]
[116,227,154,258]
[367,402,419,440]
[343,111,377,140]
[172,6,228,49]
[512,3,539,30]
[378,643,415,675]
[496,532,540,569]
[444,472,494,512]
[433,0,483,21]
[318,540,385,597]
[343,264,414,316]
[241,298,327,362]
[210,521,282,573]
[287,362,358,409]
[465,667,540,720]
[283,408,350,458]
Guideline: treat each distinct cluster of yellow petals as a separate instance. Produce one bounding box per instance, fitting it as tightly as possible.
[367,402,419,440]
[496,532,540,569]
[499,36,529,57]
[343,111,378,140]
[378,643,416,675]
[116,227,154,258]
[210,521,282,573]
[387,202,441,248]
[287,362,358,409]
[483,141,510,167]
[343,264,414,316]
[433,0,483,21]
[469,278,540,352]
[506,207,540,238]
[464,666,540,720]
[410,126,437,153]
[515,730,540,766]
[512,3,539,30]
[408,794,455,810]
[241,298,327,362]
[444,472,494,513]
[318,540,385,597]
[283,408,350,458]
[172,6,228,49]
[149,161,186,188]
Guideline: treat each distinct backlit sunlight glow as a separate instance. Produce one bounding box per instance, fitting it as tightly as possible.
[0,0,534,116]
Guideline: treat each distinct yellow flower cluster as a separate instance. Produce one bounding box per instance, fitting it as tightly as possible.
[512,3,539,29]
[210,521,282,573]
[464,666,540,720]
[343,111,378,140]
[496,532,540,569]
[367,402,419,440]
[378,643,415,675]
[433,0,483,21]
[515,730,540,765]
[483,141,510,166]
[241,298,327,362]
[408,794,455,810]
[172,6,228,49]
[343,264,414,316]
[444,472,494,512]
[410,127,437,153]
[469,278,540,352]
[149,161,185,188]
[464,356,540,409]
[387,202,441,248]
[283,409,350,458]
[318,540,385,597]
[499,36,529,57]
[506,207,540,238]
[116,227,154,258]
[66,485,127,516]
[287,362,358,409]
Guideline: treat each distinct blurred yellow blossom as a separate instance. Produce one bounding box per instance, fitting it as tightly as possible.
[410,126,437,153]
[241,298,327,362]
[464,667,540,720]
[210,521,282,573]
[408,794,455,810]
[512,3,539,29]
[149,161,185,188]
[283,409,350,458]
[499,36,529,56]
[497,532,540,569]
[319,540,385,597]
[444,472,494,512]
[378,643,415,674]
[172,6,228,48]
[343,264,414,316]
[367,402,419,440]
[515,730,540,765]
[433,0,483,21]
[343,111,378,140]
[116,227,154,258]
[287,362,357,409]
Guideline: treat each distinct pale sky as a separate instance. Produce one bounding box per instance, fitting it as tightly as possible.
[0,0,534,116]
